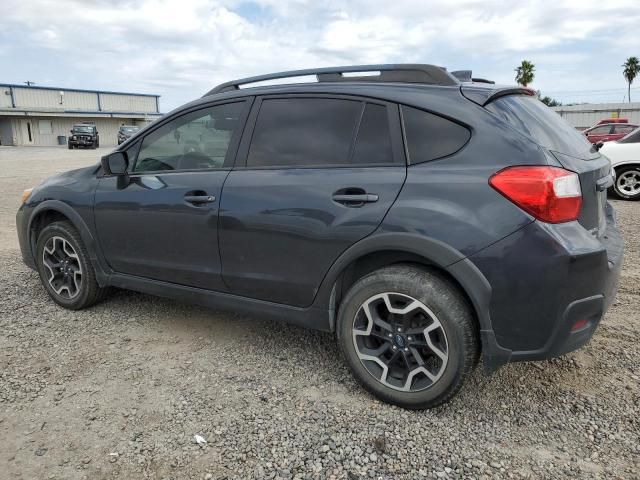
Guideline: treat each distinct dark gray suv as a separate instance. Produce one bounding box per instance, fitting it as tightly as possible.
[16,65,623,409]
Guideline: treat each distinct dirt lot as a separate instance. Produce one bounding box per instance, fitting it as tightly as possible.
[0,146,638,480]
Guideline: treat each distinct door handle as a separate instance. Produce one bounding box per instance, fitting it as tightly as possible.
[184,194,216,205]
[332,189,379,207]
[332,194,379,203]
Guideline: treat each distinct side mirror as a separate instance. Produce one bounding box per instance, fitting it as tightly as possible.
[101,151,128,175]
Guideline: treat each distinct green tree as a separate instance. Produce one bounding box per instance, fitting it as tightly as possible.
[515,60,535,87]
[622,56,640,103]
[536,91,562,107]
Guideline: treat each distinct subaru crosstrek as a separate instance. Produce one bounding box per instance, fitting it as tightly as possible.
[16,65,623,409]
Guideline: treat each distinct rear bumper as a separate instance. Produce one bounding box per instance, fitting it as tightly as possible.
[471,202,623,368]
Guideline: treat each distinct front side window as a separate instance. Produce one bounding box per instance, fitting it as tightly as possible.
[587,126,613,135]
[134,102,244,173]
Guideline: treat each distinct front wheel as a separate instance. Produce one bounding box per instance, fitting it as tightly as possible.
[36,221,108,309]
[336,265,479,409]
[613,166,640,200]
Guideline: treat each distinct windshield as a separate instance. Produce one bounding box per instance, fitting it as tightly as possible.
[486,95,597,159]
[73,126,94,134]
[120,126,139,133]
[618,127,640,144]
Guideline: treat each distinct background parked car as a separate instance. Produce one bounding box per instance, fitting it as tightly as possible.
[584,123,638,144]
[600,127,640,200]
[117,125,141,145]
[68,123,99,149]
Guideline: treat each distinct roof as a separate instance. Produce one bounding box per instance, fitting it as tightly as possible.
[0,83,159,98]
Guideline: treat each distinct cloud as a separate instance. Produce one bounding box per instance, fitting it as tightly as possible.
[1,0,639,109]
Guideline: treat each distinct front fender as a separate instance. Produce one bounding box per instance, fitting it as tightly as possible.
[27,200,110,285]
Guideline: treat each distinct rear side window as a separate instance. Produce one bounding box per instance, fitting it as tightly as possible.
[619,127,640,144]
[486,95,596,159]
[247,98,361,168]
[401,106,470,164]
[614,124,636,135]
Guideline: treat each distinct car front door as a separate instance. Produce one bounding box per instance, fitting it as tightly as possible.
[94,100,251,291]
[218,95,407,307]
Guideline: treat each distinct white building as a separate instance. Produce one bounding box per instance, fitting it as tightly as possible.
[0,83,163,146]
[552,102,640,130]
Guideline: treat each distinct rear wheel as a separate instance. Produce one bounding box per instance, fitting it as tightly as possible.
[36,221,108,309]
[337,265,479,409]
[613,166,640,200]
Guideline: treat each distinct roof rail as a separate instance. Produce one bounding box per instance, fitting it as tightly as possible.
[204,64,460,96]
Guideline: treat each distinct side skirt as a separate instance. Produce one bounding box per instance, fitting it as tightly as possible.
[106,273,332,332]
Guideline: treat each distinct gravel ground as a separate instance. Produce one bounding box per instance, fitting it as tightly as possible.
[1,146,639,480]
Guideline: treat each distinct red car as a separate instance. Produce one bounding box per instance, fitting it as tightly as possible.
[584,123,638,144]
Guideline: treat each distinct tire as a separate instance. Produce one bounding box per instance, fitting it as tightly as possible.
[612,165,640,200]
[35,221,108,310]
[68,144,73,150]
[336,265,479,409]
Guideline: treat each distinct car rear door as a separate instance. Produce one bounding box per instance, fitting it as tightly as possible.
[94,99,251,291]
[218,95,406,307]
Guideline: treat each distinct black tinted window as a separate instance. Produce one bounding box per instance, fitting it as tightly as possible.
[486,95,596,159]
[247,98,361,168]
[401,106,470,164]
[134,102,243,172]
[352,104,394,164]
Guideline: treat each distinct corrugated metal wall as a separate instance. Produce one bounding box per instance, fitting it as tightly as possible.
[552,103,640,129]
[0,87,13,108]
[100,93,157,113]
[1,86,159,114]
[13,87,99,111]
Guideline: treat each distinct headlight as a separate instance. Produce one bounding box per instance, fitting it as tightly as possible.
[71,135,76,140]
[22,188,33,204]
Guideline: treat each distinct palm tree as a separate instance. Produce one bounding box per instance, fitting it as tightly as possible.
[514,60,535,87]
[622,57,640,103]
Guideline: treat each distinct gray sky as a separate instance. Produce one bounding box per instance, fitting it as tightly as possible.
[2,0,640,112]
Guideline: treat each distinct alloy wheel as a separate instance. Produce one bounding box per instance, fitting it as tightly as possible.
[616,169,640,197]
[42,236,83,299]
[352,292,449,392]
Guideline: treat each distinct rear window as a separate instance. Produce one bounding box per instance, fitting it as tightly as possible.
[486,95,595,159]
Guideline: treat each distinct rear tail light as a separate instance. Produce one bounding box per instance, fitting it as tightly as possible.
[489,166,582,223]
